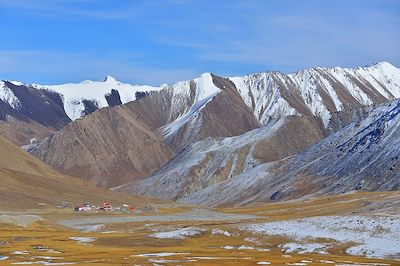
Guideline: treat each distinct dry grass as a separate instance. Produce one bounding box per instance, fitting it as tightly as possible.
[1,191,399,265]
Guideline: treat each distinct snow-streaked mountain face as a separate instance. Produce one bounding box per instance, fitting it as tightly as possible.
[230,62,400,127]
[0,81,21,110]
[115,115,324,200]
[180,99,400,207]
[33,76,163,121]
[115,63,400,203]
[158,73,260,150]
[162,73,220,139]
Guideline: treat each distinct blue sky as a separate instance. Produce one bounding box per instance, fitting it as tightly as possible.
[0,0,399,85]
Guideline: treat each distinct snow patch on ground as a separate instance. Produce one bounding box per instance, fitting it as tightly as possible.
[134,252,190,257]
[31,256,63,260]
[238,245,255,250]
[11,262,75,265]
[240,215,400,259]
[281,242,328,254]
[68,237,96,245]
[148,258,197,263]
[211,228,231,237]
[101,231,120,234]
[150,227,205,239]
[10,251,29,255]
[81,224,103,232]
[190,256,251,260]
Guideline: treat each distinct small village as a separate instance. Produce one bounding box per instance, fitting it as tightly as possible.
[72,202,154,214]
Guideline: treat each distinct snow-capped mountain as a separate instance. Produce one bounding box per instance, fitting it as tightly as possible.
[0,76,162,145]
[231,62,400,126]
[1,62,399,146]
[33,76,162,121]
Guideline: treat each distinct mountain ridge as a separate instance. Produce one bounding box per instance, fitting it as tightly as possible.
[1,62,399,198]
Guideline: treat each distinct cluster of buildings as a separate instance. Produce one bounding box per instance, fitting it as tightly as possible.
[73,202,153,214]
[74,202,117,212]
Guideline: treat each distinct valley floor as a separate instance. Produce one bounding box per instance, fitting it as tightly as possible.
[0,191,399,266]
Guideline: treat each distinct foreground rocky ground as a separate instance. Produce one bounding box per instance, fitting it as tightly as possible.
[0,191,399,265]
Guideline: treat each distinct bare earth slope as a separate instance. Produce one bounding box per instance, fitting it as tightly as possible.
[31,104,175,188]
[0,136,158,210]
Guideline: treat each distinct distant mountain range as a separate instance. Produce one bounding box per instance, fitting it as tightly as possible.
[1,62,399,206]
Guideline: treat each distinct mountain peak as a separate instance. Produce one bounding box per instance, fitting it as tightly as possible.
[103,75,118,83]
[366,61,395,69]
